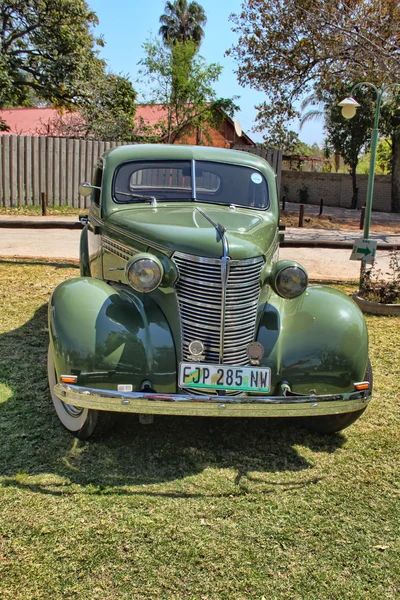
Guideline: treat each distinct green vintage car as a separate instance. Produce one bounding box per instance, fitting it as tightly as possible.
[48,144,372,439]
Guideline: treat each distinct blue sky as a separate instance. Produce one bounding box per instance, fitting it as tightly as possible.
[88,0,324,146]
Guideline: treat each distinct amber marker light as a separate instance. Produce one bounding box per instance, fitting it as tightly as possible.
[60,375,78,384]
[354,381,369,391]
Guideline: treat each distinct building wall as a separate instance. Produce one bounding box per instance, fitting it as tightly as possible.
[281,171,392,212]
[176,119,252,148]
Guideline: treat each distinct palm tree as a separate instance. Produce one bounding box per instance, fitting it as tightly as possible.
[299,93,325,130]
[300,93,341,172]
[159,0,207,48]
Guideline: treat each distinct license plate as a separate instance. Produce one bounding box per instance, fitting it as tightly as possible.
[179,362,271,393]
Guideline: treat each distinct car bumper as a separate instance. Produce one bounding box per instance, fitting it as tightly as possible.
[53,383,372,418]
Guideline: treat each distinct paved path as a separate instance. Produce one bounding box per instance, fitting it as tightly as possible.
[0,216,398,281]
[284,201,400,224]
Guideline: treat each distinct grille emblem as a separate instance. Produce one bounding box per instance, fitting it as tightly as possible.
[188,340,205,362]
[247,342,265,366]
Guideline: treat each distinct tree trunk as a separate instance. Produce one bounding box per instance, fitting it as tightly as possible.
[391,128,400,213]
[350,166,358,209]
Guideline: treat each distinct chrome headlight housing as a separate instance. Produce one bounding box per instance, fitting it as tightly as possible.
[270,260,308,299]
[125,254,164,293]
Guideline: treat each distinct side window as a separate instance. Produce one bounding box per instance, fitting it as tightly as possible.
[92,165,103,205]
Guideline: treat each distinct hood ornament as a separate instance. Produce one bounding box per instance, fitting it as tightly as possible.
[195,207,228,257]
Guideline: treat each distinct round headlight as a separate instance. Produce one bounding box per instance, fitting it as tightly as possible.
[273,263,308,299]
[126,255,163,293]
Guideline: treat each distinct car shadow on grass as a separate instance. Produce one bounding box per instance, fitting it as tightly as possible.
[0,302,346,498]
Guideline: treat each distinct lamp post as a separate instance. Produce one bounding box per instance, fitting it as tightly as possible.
[338,82,400,241]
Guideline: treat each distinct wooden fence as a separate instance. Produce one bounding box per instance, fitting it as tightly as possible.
[232,144,283,191]
[0,136,283,208]
[0,135,131,208]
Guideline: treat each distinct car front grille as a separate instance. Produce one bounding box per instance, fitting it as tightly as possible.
[173,251,264,366]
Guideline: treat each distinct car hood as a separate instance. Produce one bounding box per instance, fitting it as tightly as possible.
[107,204,278,259]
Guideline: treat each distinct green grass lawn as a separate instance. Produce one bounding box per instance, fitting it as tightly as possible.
[0,260,399,600]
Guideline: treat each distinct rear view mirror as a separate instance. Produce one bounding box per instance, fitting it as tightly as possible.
[79,182,100,196]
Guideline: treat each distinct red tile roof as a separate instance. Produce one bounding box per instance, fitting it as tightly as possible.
[0,106,255,146]
[0,107,60,135]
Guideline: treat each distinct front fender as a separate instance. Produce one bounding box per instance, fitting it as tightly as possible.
[257,286,369,395]
[49,278,176,393]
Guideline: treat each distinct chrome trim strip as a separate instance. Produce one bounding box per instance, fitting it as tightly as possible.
[191,159,196,200]
[106,222,172,255]
[102,235,139,261]
[172,251,263,267]
[54,383,372,418]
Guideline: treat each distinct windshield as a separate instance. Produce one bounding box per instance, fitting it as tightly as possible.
[113,159,269,209]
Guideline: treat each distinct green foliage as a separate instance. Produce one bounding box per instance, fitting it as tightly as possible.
[376,138,393,174]
[0,0,105,109]
[159,0,207,48]
[258,128,300,153]
[360,250,400,304]
[293,141,323,157]
[228,0,400,145]
[33,73,137,141]
[76,73,136,141]
[137,39,238,143]
[325,88,375,166]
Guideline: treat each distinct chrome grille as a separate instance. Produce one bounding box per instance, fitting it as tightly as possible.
[173,252,264,366]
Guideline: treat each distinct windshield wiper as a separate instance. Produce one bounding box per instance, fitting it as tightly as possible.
[115,190,157,206]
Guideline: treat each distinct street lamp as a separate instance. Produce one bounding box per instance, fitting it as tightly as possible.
[338,82,400,241]
[338,97,360,120]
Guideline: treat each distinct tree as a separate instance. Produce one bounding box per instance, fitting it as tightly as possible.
[159,0,207,48]
[324,88,375,208]
[41,73,137,141]
[136,39,238,144]
[0,0,105,125]
[300,87,376,206]
[228,0,400,211]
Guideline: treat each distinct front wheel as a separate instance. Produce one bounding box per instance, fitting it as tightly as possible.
[294,359,373,434]
[47,346,114,440]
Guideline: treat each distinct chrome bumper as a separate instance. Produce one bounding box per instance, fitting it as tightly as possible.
[54,383,372,418]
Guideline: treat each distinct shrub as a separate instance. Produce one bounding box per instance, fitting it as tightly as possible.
[360,249,400,304]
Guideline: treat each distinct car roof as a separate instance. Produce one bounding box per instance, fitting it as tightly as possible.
[102,144,275,176]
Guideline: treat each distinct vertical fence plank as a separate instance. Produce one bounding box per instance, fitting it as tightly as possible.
[53,137,60,206]
[10,136,18,207]
[25,136,32,205]
[3,136,11,207]
[85,140,93,182]
[66,139,74,206]
[276,150,282,193]
[17,136,25,205]
[59,138,67,205]
[39,137,46,207]
[78,139,86,209]
[72,139,80,208]
[92,142,99,176]
[46,136,53,207]
[32,136,39,205]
